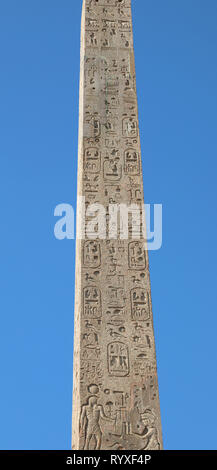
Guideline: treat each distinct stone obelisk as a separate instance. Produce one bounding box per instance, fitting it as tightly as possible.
[72,0,163,450]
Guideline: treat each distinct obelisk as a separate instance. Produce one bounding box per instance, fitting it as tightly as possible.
[72,0,163,450]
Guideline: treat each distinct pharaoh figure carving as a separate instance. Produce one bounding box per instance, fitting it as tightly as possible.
[72,0,163,450]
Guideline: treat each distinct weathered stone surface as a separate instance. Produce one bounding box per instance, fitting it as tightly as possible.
[72,0,163,450]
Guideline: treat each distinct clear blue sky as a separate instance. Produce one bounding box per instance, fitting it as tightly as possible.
[0,0,217,450]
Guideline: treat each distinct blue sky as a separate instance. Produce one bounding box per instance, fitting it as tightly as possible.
[0,0,217,450]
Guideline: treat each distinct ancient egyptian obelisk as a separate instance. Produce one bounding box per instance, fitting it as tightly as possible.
[72,0,163,450]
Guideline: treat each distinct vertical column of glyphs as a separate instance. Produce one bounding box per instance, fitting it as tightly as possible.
[72,0,163,450]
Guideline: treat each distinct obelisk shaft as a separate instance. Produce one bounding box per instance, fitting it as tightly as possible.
[72,0,163,450]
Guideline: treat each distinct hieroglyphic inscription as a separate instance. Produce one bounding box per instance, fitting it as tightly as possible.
[72,0,163,450]
[83,287,102,319]
[83,240,101,268]
[108,342,129,376]
[131,288,150,321]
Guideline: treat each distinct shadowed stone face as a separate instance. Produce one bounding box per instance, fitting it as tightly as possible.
[72,0,163,450]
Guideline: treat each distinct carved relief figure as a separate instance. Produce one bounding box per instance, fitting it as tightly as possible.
[140,410,160,450]
[80,396,114,450]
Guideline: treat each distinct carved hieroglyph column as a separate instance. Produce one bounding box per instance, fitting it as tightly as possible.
[72,0,163,450]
